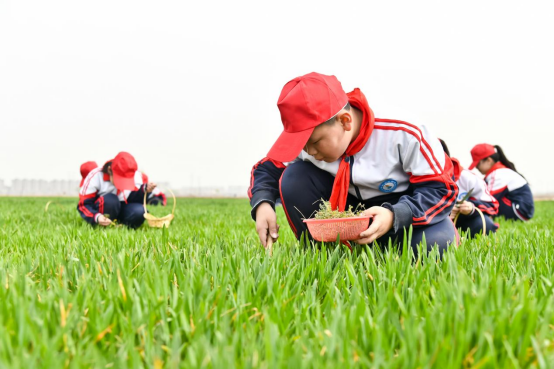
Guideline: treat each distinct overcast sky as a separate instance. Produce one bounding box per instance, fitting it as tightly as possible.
[1,0,553,194]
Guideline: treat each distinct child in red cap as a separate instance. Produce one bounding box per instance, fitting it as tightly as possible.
[439,140,499,237]
[79,161,98,187]
[468,143,534,221]
[141,172,167,206]
[249,72,459,257]
[78,152,157,228]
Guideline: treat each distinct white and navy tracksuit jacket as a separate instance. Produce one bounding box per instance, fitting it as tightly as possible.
[249,120,459,237]
[453,159,499,216]
[148,187,167,205]
[141,173,167,205]
[451,159,499,236]
[485,163,534,221]
[78,168,147,224]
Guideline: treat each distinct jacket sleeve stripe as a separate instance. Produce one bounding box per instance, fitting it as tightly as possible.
[78,193,97,218]
[501,197,512,206]
[278,167,298,237]
[375,119,444,173]
[80,168,102,195]
[412,181,458,225]
[409,174,457,221]
[490,185,508,195]
[477,204,498,215]
[248,158,269,198]
[78,202,94,218]
[97,196,104,214]
[373,125,441,175]
[248,158,285,199]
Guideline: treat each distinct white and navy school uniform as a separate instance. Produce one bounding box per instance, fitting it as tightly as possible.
[141,173,167,206]
[249,119,459,255]
[484,162,534,221]
[451,158,499,237]
[147,188,167,206]
[78,169,147,228]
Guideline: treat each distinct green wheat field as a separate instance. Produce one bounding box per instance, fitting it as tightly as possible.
[1,198,554,368]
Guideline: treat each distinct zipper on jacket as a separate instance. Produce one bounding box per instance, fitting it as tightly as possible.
[349,156,363,200]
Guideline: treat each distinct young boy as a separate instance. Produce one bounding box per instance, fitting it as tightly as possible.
[78,152,157,228]
[248,72,458,256]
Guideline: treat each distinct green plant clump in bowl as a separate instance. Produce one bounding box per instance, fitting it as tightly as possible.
[313,200,365,220]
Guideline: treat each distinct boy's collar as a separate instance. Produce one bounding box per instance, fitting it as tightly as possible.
[343,88,375,155]
[348,106,364,145]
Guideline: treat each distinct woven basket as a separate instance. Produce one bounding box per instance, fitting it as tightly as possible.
[143,189,176,228]
[303,216,371,242]
[454,207,486,235]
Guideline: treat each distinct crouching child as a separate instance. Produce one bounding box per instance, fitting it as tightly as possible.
[141,173,167,206]
[468,143,534,222]
[78,152,157,228]
[248,72,459,257]
[439,139,499,237]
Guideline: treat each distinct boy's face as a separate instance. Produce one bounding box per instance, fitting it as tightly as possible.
[303,112,353,163]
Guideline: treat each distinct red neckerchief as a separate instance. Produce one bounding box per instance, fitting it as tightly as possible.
[450,157,463,182]
[485,162,507,178]
[329,88,374,211]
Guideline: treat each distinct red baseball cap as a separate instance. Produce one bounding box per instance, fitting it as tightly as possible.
[79,161,98,187]
[111,152,138,191]
[468,143,496,170]
[267,72,348,162]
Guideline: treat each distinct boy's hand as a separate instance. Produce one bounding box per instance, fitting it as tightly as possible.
[146,183,157,193]
[97,215,112,227]
[454,201,474,216]
[354,206,394,245]
[255,202,279,248]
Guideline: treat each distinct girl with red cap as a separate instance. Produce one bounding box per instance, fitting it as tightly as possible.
[468,143,534,221]
[249,72,459,257]
[78,152,157,228]
[439,140,499,237]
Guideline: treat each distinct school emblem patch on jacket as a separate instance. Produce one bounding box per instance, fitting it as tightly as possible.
[379,179,398,193]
